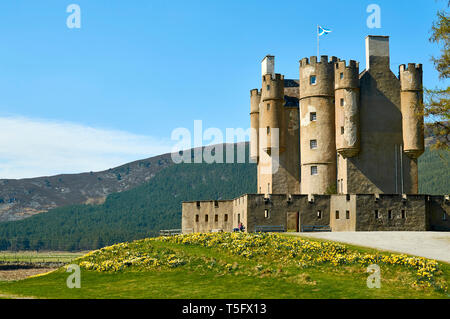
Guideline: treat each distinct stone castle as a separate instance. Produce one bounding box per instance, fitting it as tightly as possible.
[182,35,449,233]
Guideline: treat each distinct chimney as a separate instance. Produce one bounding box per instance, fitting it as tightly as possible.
[365,35,390,70]
[261,55,275,77]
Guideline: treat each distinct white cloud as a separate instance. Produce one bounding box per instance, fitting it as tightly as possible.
[0,116,174,179]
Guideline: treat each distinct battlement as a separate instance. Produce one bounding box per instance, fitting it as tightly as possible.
[399,63,423,73]
[399,63,423,91]
[335,59,359,71]
[299,55,338,67]
[262,73,284,82]
[250,88,261,96]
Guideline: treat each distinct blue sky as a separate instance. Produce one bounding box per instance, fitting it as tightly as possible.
[0,0,447,178]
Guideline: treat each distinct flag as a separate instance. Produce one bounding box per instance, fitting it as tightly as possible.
[318,26,332,36]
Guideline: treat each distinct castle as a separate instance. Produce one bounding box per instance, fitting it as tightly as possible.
[182,36,449,233]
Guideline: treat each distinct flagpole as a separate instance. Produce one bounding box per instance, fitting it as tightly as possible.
[317,24,319,57]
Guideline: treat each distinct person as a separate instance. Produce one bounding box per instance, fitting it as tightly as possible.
[238,222,245,232]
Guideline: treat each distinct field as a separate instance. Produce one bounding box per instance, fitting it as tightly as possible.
[0,233,448,299]
[0,251,85,263]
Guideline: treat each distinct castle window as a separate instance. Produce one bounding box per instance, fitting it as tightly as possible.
[401,210,406,219]
[264,209,270,219]
[335,211,340,219]
[224,214,228,222]
[310,75,317,85]
[310,112,317,121]
[311,166,318,175]
[267,85,270,91]
[341,127,344,135]
[267,103,270,111]
[215,214,218,222]
[195,215,199,222]
[196,201,200,208]
[388,210,393,219]
[346,194,350,201]
[237,214,241,224]
[317,210,322,219]
[375,210,380,219]
[214,200,219,207]
[267,126,270,134]
[310,139,317,149]
[340,72,344,79]
[205,215,209,222]
[346,210,350,219]
[340,98,345,106]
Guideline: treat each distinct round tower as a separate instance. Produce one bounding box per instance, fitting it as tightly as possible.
[299,55,337,194]
[334,60,360,158]
[260,73,285,154]
[399,63,424,159]
[250,89,261,161]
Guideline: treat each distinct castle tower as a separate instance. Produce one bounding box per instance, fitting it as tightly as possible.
[335,60,360,158]
[338,35,421,194]
[399,63,425,159]
[250,89,261,162]
[299,56,338,194]
[252,55,300,195]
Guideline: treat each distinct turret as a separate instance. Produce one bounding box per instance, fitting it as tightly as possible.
[399,63,424,159]
[334,60,360,157]
[250,89,261,161]
[299,55,338,194]
[260,72,285,154]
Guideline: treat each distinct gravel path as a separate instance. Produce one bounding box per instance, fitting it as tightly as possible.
[291,232,450,263]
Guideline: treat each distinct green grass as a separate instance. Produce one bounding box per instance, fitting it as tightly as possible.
[0,251,85,263]
[0,235,448,299]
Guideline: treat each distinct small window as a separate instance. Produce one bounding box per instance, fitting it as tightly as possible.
[346,210,350,219]
[267,103,270,111]
[311,166,318,175]
[341,127,344,135]
[215,214,218,222]
[205,215,209,222]
[401,210,406,219]
[310,139,317,149]
[196,201,200,208]
[310,75,317,85]
[443,213,447,221]
[237,214,241,224]
[340,98,345,106]
[375,210,380,219]
[195,215,199,222]
[388,210,392,219]
[267,126,270,134]
[335,210,340,219]
[264,209,269,219]
[214,200,219,207]
[340,72,344,79]
[346,194,350,201]
[317,210,322,219]
[224,214,228,222]
[310,112,317,121]
[267,85,270,91]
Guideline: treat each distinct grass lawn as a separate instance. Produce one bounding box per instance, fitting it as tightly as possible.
[0,233,448,299]
[0,251,85,263]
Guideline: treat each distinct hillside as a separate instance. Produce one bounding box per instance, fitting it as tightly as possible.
[0,153,174,222]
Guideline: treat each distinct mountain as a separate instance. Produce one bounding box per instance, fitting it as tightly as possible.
[0,153,174,222]
[0,154,257,251]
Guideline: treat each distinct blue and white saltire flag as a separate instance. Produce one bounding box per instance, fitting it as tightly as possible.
[318,26,332,36]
